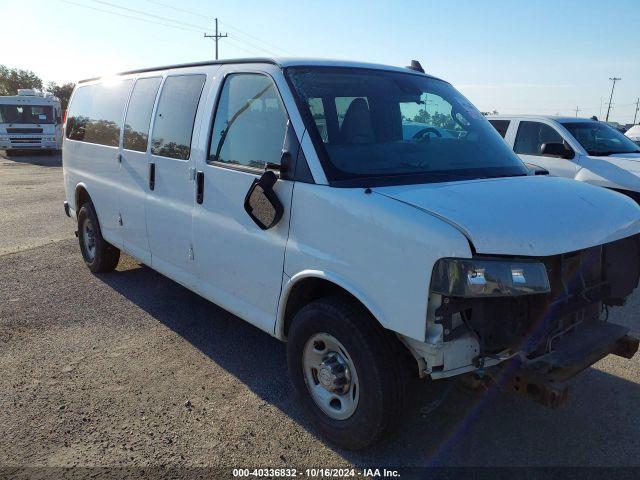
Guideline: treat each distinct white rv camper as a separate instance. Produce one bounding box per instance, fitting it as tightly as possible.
[0,89,63,154]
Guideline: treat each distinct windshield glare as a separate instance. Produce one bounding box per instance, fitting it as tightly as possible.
[0,104,55,124]
[286,67,528,186]
[561,121,640,156]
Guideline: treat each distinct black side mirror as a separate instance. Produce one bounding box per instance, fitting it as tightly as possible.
[526,163,549,176]
[244,170,284,230]
[541,142,574,159]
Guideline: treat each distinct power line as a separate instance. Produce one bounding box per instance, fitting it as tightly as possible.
[58,0,202,33]
[58,0,284,58]
[143,0,208,19]
[89,0,208,30]
[142,0,292,55]
[219,20,293,55]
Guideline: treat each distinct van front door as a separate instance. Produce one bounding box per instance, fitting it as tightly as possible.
[119,76,162,264]
[145,74,206,286]
[192,71,294,333]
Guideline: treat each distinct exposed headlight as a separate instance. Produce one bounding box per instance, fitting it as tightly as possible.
[430,258,550,297]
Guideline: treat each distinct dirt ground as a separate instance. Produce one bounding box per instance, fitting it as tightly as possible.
[1,151,639,475]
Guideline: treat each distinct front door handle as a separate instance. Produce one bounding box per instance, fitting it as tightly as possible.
[149,162,156,191]
[196,171,204,204]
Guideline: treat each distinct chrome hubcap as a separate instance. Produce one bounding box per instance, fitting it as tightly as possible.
[302,333,359,420]
[82,217,96,260]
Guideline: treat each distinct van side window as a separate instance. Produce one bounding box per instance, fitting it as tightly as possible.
[209,74,288,169]
[151,74,206,160]
[66,80,132,146]
[488,119,510,138]
[514,121,564,155]
[123,77,162,152]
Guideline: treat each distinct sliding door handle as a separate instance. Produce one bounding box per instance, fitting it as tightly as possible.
[196,171,205,204]
[149,162,156,191]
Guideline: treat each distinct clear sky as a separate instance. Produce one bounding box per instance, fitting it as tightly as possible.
[1,0,638,123]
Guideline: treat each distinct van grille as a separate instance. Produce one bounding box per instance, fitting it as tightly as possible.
[10,137,41,144]
[6,128,43,134]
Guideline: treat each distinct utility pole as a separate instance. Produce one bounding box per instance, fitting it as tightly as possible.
[574,106,581,117]
[634,98,639,124]
[605,77,621,122]
[204,18,228,60]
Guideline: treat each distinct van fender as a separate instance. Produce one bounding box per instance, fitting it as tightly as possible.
[575,164,640,192]
[275,269,389,340]
[74,181,91,211]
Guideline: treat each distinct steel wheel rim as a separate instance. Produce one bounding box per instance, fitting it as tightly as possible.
[82,217,96,260]
[302,332,359,420]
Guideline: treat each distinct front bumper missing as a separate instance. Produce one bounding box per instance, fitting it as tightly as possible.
[499,322,639,408]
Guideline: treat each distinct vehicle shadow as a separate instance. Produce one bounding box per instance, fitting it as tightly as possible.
[1,151,62,167]
[98,260,640,467]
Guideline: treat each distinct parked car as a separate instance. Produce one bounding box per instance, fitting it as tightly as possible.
[626,124,640,146]
[63,59,640,449]
[488,115,640,202]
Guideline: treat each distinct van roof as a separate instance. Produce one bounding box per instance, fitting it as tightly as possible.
[486,114,597,123]
[78,57,440,83]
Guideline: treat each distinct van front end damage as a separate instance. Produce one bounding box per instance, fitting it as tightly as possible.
[402,233,640,406]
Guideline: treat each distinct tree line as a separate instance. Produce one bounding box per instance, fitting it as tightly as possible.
[0,65,75,110]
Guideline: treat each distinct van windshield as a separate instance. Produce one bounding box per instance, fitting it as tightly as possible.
[560,121,640,156]
[0,105,55,124]
[285,67,528,186]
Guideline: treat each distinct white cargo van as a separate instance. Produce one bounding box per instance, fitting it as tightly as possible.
[0,89,63,154]
[63,59,640,449]
[488,115,640,202]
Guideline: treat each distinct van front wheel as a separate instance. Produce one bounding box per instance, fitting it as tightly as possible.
[77,202,120,273]
[287,296,405,450]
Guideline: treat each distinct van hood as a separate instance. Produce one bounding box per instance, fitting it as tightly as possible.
[374,176,640,257]
[587,153,640,165]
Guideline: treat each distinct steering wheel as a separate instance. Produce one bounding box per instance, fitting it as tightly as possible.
[413,127,442,140]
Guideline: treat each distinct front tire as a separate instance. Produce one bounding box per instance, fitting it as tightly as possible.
[287,296,406,449]
[77,201,120,273]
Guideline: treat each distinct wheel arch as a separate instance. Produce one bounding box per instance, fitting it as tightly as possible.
[74,182,92,214]
[276,270,389,341]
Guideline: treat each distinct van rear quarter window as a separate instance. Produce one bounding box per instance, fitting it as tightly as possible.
[123,77,162,152]
[66,80,132,146]
[150,74,206,160]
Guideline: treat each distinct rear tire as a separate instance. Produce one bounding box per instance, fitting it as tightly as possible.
[287,296,406,450]
[77,201,120,273]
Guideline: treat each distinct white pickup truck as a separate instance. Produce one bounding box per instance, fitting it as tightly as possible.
[488,115,640,202]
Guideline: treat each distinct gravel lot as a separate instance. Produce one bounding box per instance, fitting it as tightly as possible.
[1,151,639,471]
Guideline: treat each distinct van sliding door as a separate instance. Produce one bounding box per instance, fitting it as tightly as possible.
[145,74,206,286]
[119,76,162,264]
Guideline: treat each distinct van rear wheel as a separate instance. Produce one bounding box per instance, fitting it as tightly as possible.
[77,201,120,273]
[287,296,406,450]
